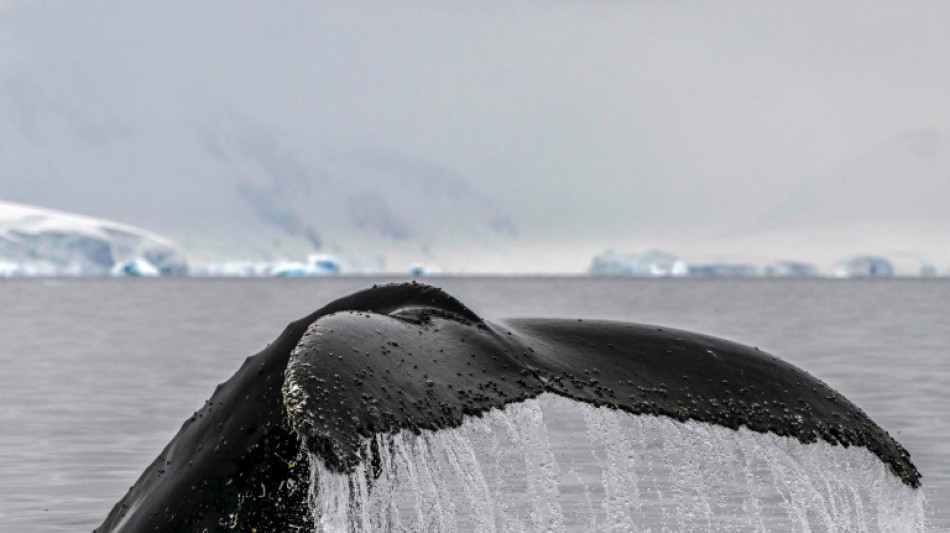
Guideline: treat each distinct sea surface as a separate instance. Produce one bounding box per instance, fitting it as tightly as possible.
[0,277,947,530]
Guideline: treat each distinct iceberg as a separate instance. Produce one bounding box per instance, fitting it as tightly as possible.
[193,261,278,277]
[0,200,188,276]
[307,254,342,275]
[589,249,688,277]
[271,261,310,277]
[764,261,818,277]
[270,255,342,277]
[688,263,759,277]
[834,255,895,278]
[111,258,161,277]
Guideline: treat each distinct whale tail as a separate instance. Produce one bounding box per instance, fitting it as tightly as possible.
[97,282,920,532]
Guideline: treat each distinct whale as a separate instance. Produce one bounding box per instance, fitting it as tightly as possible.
[96,282,920,532]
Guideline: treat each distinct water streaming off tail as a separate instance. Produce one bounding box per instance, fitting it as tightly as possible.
[307,393,926,532]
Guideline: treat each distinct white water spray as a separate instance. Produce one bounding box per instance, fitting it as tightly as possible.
[307,393,926,532]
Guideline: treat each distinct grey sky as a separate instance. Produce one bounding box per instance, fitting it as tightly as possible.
[1,2,949,271]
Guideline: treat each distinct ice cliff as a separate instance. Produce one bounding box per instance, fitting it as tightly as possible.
[0,200,187,276]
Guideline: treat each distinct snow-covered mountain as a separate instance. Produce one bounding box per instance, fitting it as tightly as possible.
[0,200,187,276]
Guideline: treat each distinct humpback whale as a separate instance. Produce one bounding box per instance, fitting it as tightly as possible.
[96,282,920,532]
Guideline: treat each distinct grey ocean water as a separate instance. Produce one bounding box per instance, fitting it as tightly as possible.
[0,278,947,530]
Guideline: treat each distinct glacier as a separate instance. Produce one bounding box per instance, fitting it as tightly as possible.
[0,200,187,276]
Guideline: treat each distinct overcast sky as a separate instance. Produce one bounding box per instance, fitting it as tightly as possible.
[2,2,949,271]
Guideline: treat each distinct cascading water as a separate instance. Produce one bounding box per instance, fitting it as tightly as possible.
[307,394,926,533]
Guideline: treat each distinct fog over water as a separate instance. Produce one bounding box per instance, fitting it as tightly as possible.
[2,2,949,271]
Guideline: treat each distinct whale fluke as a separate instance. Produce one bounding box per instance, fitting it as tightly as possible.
[97,282,920,532]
